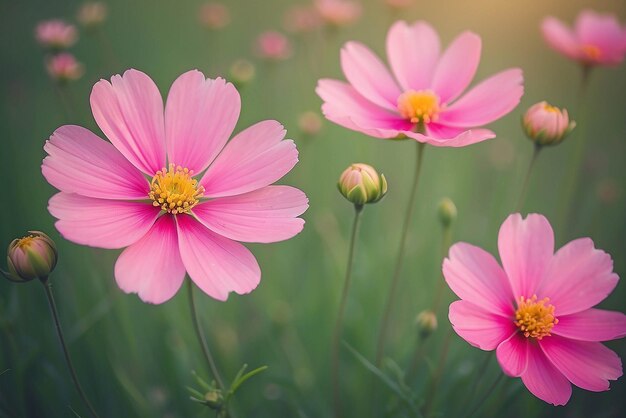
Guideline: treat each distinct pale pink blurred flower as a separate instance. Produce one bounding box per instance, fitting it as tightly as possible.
[315,0,362,27]
[384,0,415,10]
[255,31,292,61]
[77,2,108,29]
[46,53,84,82]
[42,69,308,304]
[199,2,230,30]
[522,101,575,146]
[317,20,524,147]
[35,20,78,50]
[298,111,323,136]
[542,10,626,67]
[283,5,322,34]
[444,213,626,405]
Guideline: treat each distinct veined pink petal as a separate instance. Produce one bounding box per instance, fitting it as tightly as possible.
[449,300,516,350]
[91,69,166,175]
[521,342,572,406]
[165,70,240,173]
[443,243,514,316]
[386,20,440,91]
[114,216,185,304]
[193,186,308,243]
[200,120,298,197]
[540,335,623,392]
[541,17,580,60]
[176,215,261,301]
[49,193,159,249]
[496,333,529,377]
[438,69,524,128]
[340,41,401,111]
[539,238,618,315]
[498,213,554,299]
[42,125,149,200]
[431,31,481,104]
[553,309,626,341]
[407,125,495,147]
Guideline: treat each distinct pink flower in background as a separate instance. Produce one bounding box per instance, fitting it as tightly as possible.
[444,213,626,405]
[35,20,78,49]
[283,5,322,34]
[77,2,108,29]
[317,21,524,147]
[42,69,308,304]
[46,53,84,82]
[542,10,626,67]
[315,0,362,27]
[255,31,292,61]
[199,2,230,30]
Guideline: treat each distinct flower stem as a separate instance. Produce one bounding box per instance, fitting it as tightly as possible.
[332,204,364,418]
[187,279,225,391]
[467,372,504,418]
[375,141,426,366]
[421,329,452,417]
[431,224,453,314]
[515,144,542,213]
[43,280,101,418]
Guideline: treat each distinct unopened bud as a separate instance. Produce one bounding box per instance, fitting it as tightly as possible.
[522,101,576,146]
[338,163,387,206]
[204,389,223,410]
[415,310,437,339]
[437,198,457,228]
[6,231,57,282]
[229,59,255,89]
[46,53,84,83]
[77,2,108,29]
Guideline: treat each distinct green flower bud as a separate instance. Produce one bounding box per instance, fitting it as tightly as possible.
[338,163,387,206]
[5,231,57,283]
[415,310,437,339]
[229,59,255,89]
[437,198,457,228]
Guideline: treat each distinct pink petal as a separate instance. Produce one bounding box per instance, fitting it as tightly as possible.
[48,193,159,249]
[539,238,618,315]
[521,342,572,406]
[386,20,440,91]
[340,41,401,111]
[553,309,626,341]
[90,69,166,175]
[541,17,580,60]
[193,186,308,243]
[42,125,149,200]
[575,10,626,55]
[407,125,495,147]
[496,333,529,377]
[443,243,515,316]
[200,120,298,198]
[114,216,185,304]
[497,213,554,300]
[540,335,623,392]
[164,70,240,173]
[449,300,516,350]
[431,31,481,104]
[176,215,261,301]
[437,69,524,128]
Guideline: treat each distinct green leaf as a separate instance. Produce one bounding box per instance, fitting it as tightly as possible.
[229,365,269,396]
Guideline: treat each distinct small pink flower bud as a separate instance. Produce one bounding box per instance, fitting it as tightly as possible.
[46,53,84,83]
[298,111,323,136]
[338,163,387,206]
[199,2,230,30]
[254,31,292,61]
[229,59,255,88]
[35,20,78,50]
[6,232,57,283]
[522,101,576,146]
[77,2,108,29]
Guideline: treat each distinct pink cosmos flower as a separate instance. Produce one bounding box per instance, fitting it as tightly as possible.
[444,213,626,405]
[315,0,362,28]
[46,53,84,82]
[254,31,292,61]
[199,2,230,30]
[35,19,78,50]
[542,10,626,67]
[316,20,524,147]
[42,69,308,304]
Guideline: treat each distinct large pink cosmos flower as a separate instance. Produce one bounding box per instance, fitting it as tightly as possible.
[42,69,308,304]
[316,21,524,147]
[542,10,626,67]
[444,213,626,405]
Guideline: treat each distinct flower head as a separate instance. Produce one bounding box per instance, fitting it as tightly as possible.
[77,2,108,29]
[317,20,524,147]
[35,20,78,50]
[42,69,308,304]
[522,101,575,146]
[199,2,230,30]
[46,53,84,83]
[338,163,387,206]
[6,231,57,282]
[315,0,362,28]
[254,31,292,61]
[443,213,626,405]
[542,10,626,67]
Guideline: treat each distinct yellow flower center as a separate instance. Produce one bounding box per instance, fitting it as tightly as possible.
[397,90,441,124]
[542,103,559,113]
[514,295,558,340]
[149,164,204,215]
[581,44,602,62]
[16,236,36,248]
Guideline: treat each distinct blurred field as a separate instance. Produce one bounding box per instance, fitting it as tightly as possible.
[1,0,625,417]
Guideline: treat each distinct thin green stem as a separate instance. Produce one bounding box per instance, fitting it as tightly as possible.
[332,205,364,418]
[375,141,426,366]
[187,279,225,391]
[422,329,452,417]
[467,372,505,418]
[431,225,453,314]
[515,144,542,213]
[43,281,101,418]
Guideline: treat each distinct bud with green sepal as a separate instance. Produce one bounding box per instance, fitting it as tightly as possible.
[338,163,387,207]
[522,101,576,146]
[437,198,457,228]
[415,310,437,339]
[4,231,57,283]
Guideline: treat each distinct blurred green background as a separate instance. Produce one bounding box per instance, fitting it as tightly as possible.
[1,0,625,417]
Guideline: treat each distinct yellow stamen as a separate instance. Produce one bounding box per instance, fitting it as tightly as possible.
[149,163,204,215]
[542,103,559,113]
[581,44,602,62]
[16,236,36,248]
[397,90,441,125]
[515,295,558,340]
